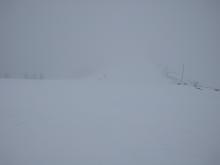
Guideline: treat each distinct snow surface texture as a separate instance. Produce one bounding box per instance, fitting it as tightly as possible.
[0,0,220,165]
[0,77,220,165]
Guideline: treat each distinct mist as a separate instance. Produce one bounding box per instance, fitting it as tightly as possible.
[0,0,219,82]
[0,1,220,165]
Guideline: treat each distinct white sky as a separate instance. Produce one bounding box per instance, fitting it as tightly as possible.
[0,0,219,83]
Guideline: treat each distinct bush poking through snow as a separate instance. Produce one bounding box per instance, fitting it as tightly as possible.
[164,67,219,92]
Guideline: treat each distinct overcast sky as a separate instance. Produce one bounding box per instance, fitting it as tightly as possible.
[0,0,219,83]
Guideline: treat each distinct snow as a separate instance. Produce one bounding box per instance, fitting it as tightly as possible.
[0,70,220,165]
[0,0,219,164]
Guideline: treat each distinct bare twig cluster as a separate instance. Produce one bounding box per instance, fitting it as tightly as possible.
[0,73,45,80]
[164,65,220,92]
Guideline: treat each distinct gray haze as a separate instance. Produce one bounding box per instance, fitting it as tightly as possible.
[0,0,219,83]
[0,1,220,165]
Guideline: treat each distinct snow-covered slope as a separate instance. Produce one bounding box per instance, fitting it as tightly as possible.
[0,0,219,164]
[0,66,219,165]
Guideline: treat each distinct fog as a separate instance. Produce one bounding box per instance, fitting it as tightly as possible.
[0,1,220,165]
[0,0,219,82]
